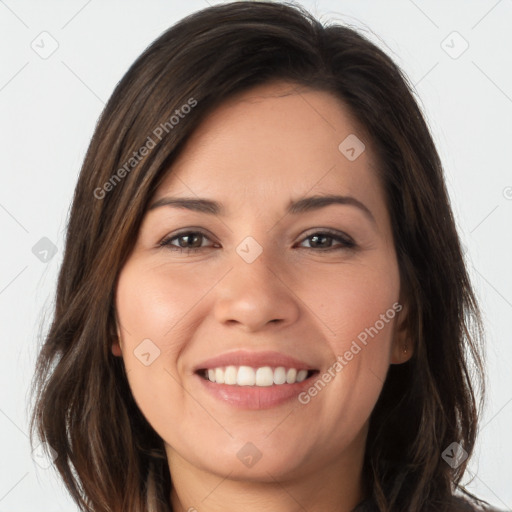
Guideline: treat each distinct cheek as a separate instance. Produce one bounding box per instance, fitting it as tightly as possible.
[114,263,186,397]
[296,256,400,418]
[114,259,227,396]
[300,255,400,351]
[114,263,198,433]
[330,281,398,367]
[115,262,210,352]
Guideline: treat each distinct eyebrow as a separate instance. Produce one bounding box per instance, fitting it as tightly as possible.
[148,194,376,224]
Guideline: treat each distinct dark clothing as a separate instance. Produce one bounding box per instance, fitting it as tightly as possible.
[351,495,507,511]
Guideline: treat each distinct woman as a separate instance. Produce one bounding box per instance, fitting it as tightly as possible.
[29,2,502,511]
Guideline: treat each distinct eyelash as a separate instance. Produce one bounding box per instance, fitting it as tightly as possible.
[158,229,356,253]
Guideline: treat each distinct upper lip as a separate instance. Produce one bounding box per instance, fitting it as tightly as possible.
[194,350,318,372]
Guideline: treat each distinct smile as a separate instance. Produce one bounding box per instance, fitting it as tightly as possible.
[198,366,317,386]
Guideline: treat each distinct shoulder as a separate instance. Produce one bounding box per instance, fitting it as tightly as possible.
[451,494,507,512]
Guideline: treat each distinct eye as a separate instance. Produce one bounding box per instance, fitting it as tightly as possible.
[159,230,218,253]
[297,230,356,251]
[159,228,355,254]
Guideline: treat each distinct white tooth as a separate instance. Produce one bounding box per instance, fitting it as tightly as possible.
[296,369,308,382]
[286,368,297,384]
[207,366,308,386]
[224,365,237,385]
[215,367,225,384]
[255,366,274,386]
[237,366,256,386]
[273,366,286,385]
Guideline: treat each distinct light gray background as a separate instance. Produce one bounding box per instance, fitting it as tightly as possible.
[1,1,511,510]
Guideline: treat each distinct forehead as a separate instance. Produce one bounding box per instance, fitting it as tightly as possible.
[154,81,381,212]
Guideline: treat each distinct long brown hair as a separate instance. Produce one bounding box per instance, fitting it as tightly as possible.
[29,2,486,511]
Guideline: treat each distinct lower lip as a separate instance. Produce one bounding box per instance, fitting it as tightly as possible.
[195,373,316,410]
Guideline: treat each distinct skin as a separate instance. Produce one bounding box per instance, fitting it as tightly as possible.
[113,81,412,512]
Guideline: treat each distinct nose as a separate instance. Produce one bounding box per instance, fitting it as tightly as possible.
[213,248,301,332]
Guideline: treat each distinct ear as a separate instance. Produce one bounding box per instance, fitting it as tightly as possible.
[110,309,123,357]
[111,336,123,357]
[390,300,413,364]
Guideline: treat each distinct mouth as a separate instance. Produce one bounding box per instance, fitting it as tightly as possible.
[196,366,319,386]
[192,350,320,409]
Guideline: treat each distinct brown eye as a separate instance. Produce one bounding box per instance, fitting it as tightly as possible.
[298,230,356,251]
[159,231,216,253]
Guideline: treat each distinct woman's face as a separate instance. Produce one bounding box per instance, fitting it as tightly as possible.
[114,81,410,482]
